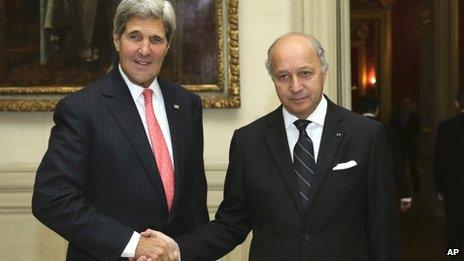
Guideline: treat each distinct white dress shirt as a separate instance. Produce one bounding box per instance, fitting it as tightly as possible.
[282,96,327,163]
[118,65,174,257]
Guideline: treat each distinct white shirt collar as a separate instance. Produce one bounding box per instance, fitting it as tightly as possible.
[282,95,327,129]
[118,64,162,102]
[362,112,376,118]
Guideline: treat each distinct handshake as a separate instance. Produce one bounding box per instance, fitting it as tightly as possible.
[131,229,180,261]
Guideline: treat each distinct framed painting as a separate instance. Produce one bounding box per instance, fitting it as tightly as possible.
[0,0,239,111]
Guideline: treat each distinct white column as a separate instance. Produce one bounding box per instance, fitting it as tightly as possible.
[292,0,352,108]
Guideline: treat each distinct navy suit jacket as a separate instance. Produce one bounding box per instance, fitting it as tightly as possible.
[32,68,209,260]
[434,113,464,197]
[365,116,412,199]
[177,98,398,261]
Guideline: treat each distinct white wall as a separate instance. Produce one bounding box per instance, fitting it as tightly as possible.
[203,0,290,168]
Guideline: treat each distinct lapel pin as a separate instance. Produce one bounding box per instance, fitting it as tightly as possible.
[336,133,342,137]
[173,104,180,109]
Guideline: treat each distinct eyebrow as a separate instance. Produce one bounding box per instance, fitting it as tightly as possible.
[275,66,315,73]
[298,66,315,71]
[126,30,165,39]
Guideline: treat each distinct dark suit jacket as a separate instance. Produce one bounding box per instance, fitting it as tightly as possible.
[434,113,464,198]
[390,111,420,155]
[32,69,209,260]
[365,116,412,198]
[178,98,398,261]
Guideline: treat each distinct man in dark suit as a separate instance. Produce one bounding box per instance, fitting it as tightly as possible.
[358,96,412,212]
[434,88,464,260]
[144,33,398,261]
[390,97,421,197]
[31,0,209,260]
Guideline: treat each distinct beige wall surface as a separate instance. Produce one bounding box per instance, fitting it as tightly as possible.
[0,1,348,260]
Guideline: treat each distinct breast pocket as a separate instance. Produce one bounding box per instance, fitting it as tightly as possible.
[325,165,365,203]
[331,165,359,177]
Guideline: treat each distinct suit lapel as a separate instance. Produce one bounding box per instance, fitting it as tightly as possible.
[263,107,305,217]
[305,98,346,214]
[158,78,183,218]
[103,69,169,213]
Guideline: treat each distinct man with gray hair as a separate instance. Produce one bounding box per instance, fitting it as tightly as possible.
[32,0,209,260]
[143,32,398,260]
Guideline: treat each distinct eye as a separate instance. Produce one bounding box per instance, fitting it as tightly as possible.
[128,34,142,41]
[299,71,313,78]
[150,37,164,44]
[277,73,289,80]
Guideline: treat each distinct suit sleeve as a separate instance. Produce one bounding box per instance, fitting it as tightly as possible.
[176,131,252,260]
[189,95,210,225]
[31,98,133,260]
[366,124,399,260]
[433,123,446,193]
[385,125,412,198]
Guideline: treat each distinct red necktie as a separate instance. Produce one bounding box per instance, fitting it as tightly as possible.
[142,89,175,211]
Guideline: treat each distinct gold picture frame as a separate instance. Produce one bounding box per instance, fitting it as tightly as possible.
[0,0,240,111]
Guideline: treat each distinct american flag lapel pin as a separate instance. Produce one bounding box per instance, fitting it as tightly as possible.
[173,104,180,109]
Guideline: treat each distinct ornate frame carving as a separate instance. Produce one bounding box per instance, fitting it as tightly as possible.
[0,0,240,111]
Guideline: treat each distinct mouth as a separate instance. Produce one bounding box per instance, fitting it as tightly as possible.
[134,60,152,67]
[290,96,307,102]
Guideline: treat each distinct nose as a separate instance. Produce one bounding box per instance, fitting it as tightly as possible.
[138,40,151,56]
[289,75,303,93]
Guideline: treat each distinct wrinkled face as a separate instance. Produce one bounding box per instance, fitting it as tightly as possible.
[270,35,326,119]
[113,16,169,87]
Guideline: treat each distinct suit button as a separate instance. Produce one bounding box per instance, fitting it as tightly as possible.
[301,234,310,241]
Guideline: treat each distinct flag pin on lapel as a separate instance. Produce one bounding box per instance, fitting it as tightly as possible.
[173,104,180,109]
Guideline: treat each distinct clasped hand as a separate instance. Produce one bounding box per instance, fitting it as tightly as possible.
[131,229,180,261]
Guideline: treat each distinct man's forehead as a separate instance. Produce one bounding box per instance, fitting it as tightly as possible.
[272,35,314,53]
[123,16,165,32]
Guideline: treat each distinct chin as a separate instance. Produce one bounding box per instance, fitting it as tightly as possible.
[291,106,312,118]
[135,76,153,85]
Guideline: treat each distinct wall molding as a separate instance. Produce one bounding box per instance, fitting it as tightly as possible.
[0,164,228,215]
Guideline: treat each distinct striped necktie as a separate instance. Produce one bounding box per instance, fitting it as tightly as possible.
[293,119,316,209]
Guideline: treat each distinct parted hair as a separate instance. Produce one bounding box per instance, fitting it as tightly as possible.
[113,0,176,44]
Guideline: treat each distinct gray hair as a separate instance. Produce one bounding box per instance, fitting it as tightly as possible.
[265,32,329,75]
[113,0,176,44]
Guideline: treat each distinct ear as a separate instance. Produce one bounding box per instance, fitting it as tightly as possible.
[165,43,170,55]
[113,33,121,52]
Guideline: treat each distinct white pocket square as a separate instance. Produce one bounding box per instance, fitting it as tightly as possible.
[332,160,357,170]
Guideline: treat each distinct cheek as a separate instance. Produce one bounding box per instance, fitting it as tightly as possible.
[120,47,138,58]
[151,46,168,58]
[275,86,289,99]
[307,78,323,93]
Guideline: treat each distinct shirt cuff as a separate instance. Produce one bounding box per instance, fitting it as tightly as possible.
[121,231,141,258]
[401,197,412,202]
